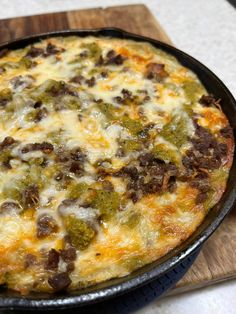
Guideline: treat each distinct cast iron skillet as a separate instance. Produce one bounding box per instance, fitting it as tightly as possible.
[0,28,235,310]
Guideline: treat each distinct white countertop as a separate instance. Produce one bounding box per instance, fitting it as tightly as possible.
[0,1,236,313]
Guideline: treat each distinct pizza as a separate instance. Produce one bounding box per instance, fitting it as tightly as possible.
[0,36,233,294]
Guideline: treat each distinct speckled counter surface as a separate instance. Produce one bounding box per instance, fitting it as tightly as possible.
[0,1,236,313]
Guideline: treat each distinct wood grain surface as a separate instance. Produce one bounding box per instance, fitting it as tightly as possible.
[0,4,235,295]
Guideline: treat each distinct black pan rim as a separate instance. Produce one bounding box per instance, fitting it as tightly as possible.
[0,27,235,310]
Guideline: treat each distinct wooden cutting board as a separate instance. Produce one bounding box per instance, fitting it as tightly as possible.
[0,4,235,295]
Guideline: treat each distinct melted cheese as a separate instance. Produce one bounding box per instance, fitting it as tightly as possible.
[0,36,233,294]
